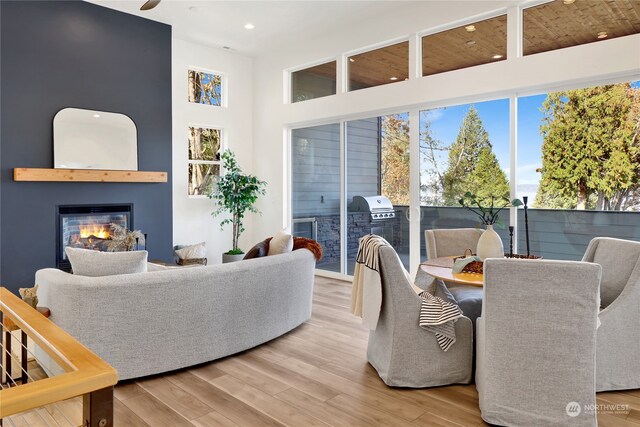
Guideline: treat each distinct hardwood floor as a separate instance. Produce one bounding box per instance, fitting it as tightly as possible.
[5,276,640,426]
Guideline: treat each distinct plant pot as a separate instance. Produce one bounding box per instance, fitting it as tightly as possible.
[477,224,504,260]
[222,253,244,263]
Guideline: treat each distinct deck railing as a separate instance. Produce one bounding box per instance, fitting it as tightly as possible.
[0,287,118,426]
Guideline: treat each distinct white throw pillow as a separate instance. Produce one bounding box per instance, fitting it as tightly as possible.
[268,230,293,256]
[175,242,206,259]
[65,247,148,277]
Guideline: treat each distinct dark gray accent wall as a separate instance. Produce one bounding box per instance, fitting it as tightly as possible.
[0,1,173,294]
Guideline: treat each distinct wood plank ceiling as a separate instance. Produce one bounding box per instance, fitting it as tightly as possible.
[301,0,640,88]
[293,61,336,81]
[524,0,640,55]
[348,41,409,90]
[422,15,507,76]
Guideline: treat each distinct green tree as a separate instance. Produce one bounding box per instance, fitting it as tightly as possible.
[381,114,410,205]
[442,106,509,205]
[419,112,447,206]
[535,84,640,210]
[467,147,510,200]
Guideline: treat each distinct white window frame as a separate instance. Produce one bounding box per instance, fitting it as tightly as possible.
[285,57,339,105]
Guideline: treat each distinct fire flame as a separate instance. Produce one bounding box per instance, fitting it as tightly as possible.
[79,224,110,239]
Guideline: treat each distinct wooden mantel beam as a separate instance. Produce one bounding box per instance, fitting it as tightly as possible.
[13,168,168,183]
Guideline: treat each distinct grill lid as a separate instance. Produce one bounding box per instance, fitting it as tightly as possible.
[350,195,395,220]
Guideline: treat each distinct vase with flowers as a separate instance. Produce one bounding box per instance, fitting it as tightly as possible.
[458,192,523,260]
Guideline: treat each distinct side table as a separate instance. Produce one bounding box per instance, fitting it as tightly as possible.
[3,306,50,385]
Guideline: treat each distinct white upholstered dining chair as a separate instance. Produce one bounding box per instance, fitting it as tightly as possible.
[425,228,483,260]
[367,246,473,387]
[582,237,640,391]
[476,258,602,427]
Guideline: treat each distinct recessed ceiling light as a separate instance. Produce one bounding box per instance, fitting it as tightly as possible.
[349,58,355,63]
[244,23,255,30]
[563,0,575,4]
[597,31,608,39]
[492,54,503,59]
[390,76,398,81]
[466,40,476,46]
[465,25,476,32]
[93,114,100,118]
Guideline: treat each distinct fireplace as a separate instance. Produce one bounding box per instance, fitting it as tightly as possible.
[57,204,133,271]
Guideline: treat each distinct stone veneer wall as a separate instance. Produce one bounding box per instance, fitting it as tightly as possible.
[315,210,404,268]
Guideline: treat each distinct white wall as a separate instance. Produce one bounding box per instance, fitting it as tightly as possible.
[172,37,254,262]
[251,1,640,243]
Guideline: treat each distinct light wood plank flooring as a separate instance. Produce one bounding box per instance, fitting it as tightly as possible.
[5,276,640,426]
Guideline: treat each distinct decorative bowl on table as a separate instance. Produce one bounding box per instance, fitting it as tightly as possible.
[461,261,484,274]
[453,250,542,274]
[453,250,484,274]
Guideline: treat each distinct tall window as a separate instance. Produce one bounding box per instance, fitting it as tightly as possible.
[188,126,221,196]
[420,100,510,206]
[517,81,640,259]
[291,124,341,272]
[188,69,223,106]
[345,114,410,273]
[291,115,412,274]
[420,99,511,254]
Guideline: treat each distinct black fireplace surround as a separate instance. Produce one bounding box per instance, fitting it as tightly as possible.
[56,204,133,271]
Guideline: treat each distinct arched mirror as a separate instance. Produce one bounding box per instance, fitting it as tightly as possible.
[53,108,138,170]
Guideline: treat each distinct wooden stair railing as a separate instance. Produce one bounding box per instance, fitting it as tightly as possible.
[0,287,118,426]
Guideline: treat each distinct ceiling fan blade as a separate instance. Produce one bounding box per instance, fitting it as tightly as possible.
[140,0,160,11]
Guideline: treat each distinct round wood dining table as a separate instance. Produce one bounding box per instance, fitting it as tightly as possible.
[420,257,484,287]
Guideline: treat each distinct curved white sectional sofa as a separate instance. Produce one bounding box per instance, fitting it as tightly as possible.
[37,249,316,380]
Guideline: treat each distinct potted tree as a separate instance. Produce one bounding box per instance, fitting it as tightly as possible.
[210,150,267,263]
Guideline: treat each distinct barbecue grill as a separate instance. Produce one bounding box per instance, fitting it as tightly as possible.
[350,195,396,220]
[350,195,396,241]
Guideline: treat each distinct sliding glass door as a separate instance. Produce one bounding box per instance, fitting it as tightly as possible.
[292,113,413,276]
[419,99,511,258]
[345,114,410,275]
[291,79,640,276]
[291,124,342,272]
[517,81,640,259]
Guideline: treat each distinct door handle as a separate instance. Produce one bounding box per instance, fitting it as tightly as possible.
[405,206,421,221]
